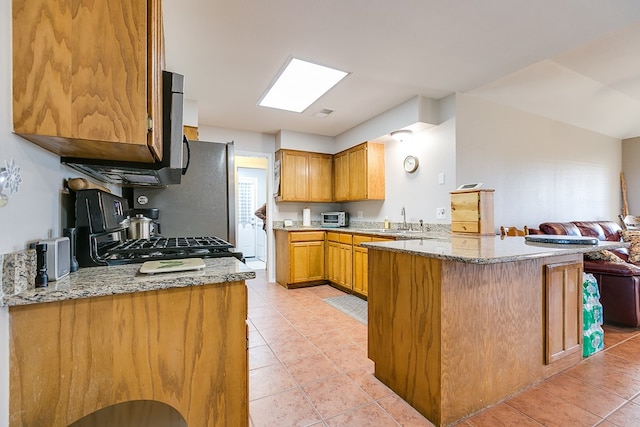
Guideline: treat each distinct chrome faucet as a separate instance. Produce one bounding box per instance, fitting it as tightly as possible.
[401,206,408,230]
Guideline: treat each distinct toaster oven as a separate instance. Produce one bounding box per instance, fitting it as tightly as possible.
[321,212,349,228]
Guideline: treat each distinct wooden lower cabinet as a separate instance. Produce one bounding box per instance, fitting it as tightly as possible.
[9,283,248,426]
[352,235,394,297]
[326,232,353,291]
[353,246,368,296]
[291,241,325,283]
[275,230,326,288]
[275,230,390,294]
[545,260,583,364]
[368,250,584,426]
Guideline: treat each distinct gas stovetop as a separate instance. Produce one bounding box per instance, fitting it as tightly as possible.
[74,189,243,267]
[98,236,240,265]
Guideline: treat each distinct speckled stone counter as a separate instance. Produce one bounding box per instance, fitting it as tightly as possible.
[272,224,451,240]
[361,234,627,264]
[1,257,256,307]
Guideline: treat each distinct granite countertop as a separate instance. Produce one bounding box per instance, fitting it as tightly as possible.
[273,225,451,240]
[361,235,629,264]
[1,257,256,307]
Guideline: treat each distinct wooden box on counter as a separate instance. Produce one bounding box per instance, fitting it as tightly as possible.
[450,189,495,235]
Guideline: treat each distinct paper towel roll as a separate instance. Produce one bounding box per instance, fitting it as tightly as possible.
[302,207,311,226]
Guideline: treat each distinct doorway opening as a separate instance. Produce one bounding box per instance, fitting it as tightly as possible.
[236,156,268,271]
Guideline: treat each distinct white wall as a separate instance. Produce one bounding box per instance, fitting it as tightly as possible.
[0,1,99,255]
[276,130,334,153]
[456,94,621,230]
[622,137,640,215]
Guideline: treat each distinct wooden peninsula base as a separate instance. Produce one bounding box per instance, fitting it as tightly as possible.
[9,282,248,426]
[367,248,584,426]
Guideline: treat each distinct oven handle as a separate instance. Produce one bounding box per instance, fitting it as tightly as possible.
[182,135,191,175]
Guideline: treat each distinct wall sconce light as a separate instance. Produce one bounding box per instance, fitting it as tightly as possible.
[390,129,413,142]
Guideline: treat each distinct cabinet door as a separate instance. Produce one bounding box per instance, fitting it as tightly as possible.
[326,241,339,283]
[333,152,349,202]
[308,153,333,202]
[353,246,368,296]
[280,151,309,201]
[12,0,159,163]
[291,241,324,283]
[349,145,367,200]
[545,261,583,364]
[336,243,353,290]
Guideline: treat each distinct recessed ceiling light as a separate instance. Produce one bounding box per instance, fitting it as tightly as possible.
[258,58,349,113]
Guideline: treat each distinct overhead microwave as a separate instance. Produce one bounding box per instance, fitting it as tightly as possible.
[61,71,189,187]
[321,212,349,228]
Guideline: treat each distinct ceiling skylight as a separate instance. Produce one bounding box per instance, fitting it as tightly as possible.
[258,58,349,113]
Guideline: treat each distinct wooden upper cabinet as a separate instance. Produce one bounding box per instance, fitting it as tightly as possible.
[333,151,349,201]
[308,152,333,202]
[334,141,385,202]
[276,149,332,202]
[12,0,163,163]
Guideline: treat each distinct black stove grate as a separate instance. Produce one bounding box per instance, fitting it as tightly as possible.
[109,236,233,254]
[94,236,239,265]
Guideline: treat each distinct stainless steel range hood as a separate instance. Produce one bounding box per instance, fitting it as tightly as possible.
[62,71,188,187]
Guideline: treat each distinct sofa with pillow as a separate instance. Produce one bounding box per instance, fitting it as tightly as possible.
[533,221,640,327]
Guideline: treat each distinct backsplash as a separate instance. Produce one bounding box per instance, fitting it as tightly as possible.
[272,220,451,232]
[1,249,36,297]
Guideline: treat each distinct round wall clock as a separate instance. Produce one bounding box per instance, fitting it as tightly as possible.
[403,155,419,173]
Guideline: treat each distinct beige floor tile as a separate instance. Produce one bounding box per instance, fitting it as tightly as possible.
[306,329,357,353]
[324,402,397,426]
[246,275,640,426]
[537,372,626,418]
[346,367,393,400]
[465,403,543,426]
[323,343,374,373]
[250,388,321,427]
[565,352,640,399]
[248,329,267,348]
[301,374,372,419]
[376,394,435,426]
[249,345,280,370]
[291,319,337,337]
[256,323,301,343]
[604,401,640,426]
[505,386,602,426]
[269,334,320,364]
[249,362,297,401]
[285,353,341,386]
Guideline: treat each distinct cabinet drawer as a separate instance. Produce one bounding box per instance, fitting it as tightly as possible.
[339,234,353,244]
[289,231,325,242]
[451,193,480,222]
[451,221,480,233]
[326,232,341,242]
[353,235,373,245]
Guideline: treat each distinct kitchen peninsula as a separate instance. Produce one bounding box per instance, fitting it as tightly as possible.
[1,257,255,426]
[364,235,625,426]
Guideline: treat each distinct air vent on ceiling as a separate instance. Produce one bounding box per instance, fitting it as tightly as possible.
[313,109,334,118]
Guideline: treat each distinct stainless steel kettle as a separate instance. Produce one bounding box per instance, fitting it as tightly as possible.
[127,214,153,239]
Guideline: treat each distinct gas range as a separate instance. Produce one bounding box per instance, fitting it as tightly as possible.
[75,190,243,267]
